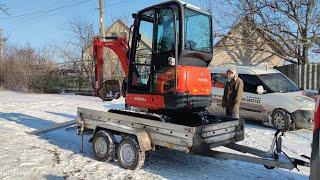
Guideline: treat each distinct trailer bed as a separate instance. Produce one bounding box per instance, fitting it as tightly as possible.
[76,107,309,171]
[77,107,245,154]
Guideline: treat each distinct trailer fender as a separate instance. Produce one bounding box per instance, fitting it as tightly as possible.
[135,131,152,152]
[89,127,104,142]
[89,126,152,151]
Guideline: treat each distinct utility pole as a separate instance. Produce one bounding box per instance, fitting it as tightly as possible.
[99,0,106,37]
[98,0,106,82]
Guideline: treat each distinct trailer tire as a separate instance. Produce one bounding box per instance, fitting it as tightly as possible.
[271,109,291,132]
[116,136,145,170]
[92,130,115,162]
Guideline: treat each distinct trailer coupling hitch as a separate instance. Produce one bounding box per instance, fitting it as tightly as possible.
[268,130,310,171]
[267,130,282,157]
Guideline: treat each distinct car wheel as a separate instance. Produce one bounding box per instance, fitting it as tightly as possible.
[271,109,292,132]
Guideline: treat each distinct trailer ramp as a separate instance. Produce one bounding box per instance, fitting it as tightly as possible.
[28,120,77,135]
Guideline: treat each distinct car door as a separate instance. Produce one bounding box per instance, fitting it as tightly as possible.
[238,74,266,121]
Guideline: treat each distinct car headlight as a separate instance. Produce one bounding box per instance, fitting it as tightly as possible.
[293,96,315,104]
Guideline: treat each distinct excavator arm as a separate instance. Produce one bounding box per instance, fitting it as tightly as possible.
[93,36,129,100]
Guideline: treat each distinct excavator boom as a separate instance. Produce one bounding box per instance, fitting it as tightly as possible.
[93,36,129,99]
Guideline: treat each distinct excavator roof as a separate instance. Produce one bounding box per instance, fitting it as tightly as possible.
[137,0,210,16]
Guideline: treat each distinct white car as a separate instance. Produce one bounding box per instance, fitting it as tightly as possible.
[208,66,315,131]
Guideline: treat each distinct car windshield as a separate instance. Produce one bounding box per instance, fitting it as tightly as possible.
[258,73,300,93]
[184,8,212,53]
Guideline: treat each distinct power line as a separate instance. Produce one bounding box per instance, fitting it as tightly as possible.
[106,0,131,8]
[20,0,94,22]
[1,0,95,31]
[20,0,133,26]
[0,0,76,19]
[1,0,132,20]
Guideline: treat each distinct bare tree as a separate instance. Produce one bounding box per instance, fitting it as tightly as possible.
[0,1,8,15]
[59,15,133,96]
[241,0,320,64]
[200,0,244,40]
[201,0,320,64]
[59,17,96,81]
[1,43,55,92]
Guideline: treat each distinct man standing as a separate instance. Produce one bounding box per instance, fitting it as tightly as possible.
[222,68,244,119]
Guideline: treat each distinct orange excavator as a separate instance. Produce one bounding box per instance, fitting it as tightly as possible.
[93,0,213,123]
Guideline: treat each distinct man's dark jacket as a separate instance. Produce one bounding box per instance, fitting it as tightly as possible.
[222,77,244,110]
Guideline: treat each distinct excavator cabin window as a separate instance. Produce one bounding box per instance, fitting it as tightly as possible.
[130,10,154,92]
[129,7,178,94]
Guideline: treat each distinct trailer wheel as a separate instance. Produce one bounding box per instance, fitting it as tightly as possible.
[116,136,145,170]
[92,130,115,162]
[271,109,291,132]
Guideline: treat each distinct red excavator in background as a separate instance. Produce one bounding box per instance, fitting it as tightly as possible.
[93,0,213,124]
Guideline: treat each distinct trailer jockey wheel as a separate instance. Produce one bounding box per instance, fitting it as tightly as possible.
[117,136,145,170]
[92,130,115,162]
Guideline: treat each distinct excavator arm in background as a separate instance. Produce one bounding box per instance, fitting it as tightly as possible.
[93,36,129,100]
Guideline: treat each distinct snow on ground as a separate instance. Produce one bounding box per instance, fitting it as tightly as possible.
[0,91,311,180]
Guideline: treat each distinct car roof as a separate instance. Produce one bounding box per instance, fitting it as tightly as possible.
[209,65,280,75]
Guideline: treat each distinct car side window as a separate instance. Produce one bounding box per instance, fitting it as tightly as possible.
[238,74,262,94]
[211,73,227,88]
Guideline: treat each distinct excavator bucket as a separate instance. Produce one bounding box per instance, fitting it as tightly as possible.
[98,80,121,101]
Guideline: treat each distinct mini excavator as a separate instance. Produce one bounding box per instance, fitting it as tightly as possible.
[93,0,213,124]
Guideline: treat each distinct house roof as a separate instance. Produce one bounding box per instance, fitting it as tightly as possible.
[214,17,285,58]
[105,19,152,50]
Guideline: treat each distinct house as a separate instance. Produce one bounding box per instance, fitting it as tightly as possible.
[211,17,285,67]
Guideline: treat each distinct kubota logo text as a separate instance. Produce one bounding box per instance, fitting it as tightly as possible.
[198,72,209,83]
[134,97,147,102]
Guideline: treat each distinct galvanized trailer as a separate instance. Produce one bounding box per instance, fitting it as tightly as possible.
[76,107,310,171]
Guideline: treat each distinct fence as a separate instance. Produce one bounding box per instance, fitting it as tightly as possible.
[275,63,320,91]
[43,70,93,95]
[46,76,93,95]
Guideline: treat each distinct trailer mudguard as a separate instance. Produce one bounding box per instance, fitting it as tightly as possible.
[90,124,153,152]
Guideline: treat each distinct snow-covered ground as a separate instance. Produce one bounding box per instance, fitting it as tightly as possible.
[0,91,311,180]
